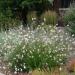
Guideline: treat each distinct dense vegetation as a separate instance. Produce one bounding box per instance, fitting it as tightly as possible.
[0,0,75,74]
[63,3,75,36]
[0,0,54,29]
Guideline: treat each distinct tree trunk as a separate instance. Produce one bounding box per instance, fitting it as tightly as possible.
[53,0,61,13]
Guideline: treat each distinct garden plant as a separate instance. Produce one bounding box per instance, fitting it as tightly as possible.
[0,25,75,75]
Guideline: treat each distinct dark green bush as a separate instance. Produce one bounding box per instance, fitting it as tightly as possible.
[0,0,53,26]
[41,10,57,25]
[0,10,21,31]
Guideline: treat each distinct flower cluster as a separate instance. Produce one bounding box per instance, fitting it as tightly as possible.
[0,25,75,72]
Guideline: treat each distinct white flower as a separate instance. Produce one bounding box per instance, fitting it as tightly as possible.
[14,71,17,74]
[44,18,46,22]
[7,45,12,49]
[67,24,69,26]
[59,67,62,71]
[24,66,26,69]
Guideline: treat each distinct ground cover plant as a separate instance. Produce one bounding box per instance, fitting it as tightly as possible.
[0,25,75,75]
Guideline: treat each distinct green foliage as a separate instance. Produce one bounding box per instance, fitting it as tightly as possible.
[20,0,53,9]
[66,22,75,36]
[26,11,38,29]
[27,11,37,24]
[63,8,75,35]
[0,0,53,13]
[0,1,21,30]
[63,9,75,24]
[0,25,72,73]
[41,11,57,25]
[8,40,67,72]
[0,0,54,28]
[0,12,21,31]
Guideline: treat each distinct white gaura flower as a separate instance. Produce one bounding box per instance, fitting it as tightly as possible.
[44,18,46,22]
[50,29,55,32]
[14,71,17,74]
[59,67,62,71]
[24,65,26,69]
[32,18,34,21]
[67,24,69,27]
[7,45,12,49]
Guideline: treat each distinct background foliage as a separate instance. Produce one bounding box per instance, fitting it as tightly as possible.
[0,0,54,30]
[63,3,75,35]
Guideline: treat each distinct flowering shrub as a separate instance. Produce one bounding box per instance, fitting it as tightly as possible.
[8,41,67,72]
[0,25,74,73]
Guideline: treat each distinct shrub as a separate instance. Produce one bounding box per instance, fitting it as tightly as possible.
[41,11,57,25]
[64,9,75,35]
[66,22,75,36]
[2,25,73,73]
[63,9,75,24]
[0,10,21,31]
[0,17,21,31]
[27,11,38,29]
[8,40,67,73]
[63,3,75,35]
